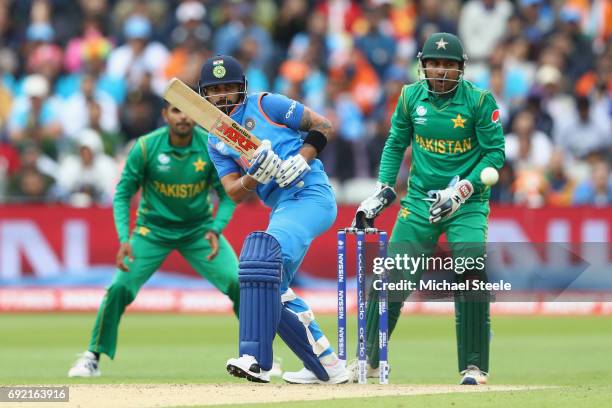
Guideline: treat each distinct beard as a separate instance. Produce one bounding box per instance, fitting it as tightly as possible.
[173,122,194,137]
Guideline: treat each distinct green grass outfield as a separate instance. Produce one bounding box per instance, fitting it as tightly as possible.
[0,313,611,407]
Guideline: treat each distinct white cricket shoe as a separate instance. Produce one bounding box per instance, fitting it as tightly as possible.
[460,365,488,385]
[68,351,100,378]
[283,359,349,384]
[226,354,270,383]
[347,359,379,383]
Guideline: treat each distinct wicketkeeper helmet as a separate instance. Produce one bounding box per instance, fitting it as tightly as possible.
[417,33,468,95]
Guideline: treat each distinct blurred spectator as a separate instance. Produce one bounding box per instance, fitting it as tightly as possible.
[523,94,553,137]
[316,0,363,36]
[533,64,575,140]
[164,1,211,86]
[56,128,117,206]
[273,0,309,53]
[119,72,163,141]
[556,95,611,161]
[414,0,456,51]
[321,76,367,181]
[8,74,63,157]
[490,162,515,204]
[557,6,595,83]
[458,0,512,63]
[111,0,168,35]
[572,160,612,206]
[544,150,576,206]
[213,2,274,74]
[575,44,612,98]
[235,38,270,94]
[106,15,169,95]
[0,1,19,80]
[505,110,553,170]
[518,0,555,46]
[0,76,11,130]
[7,142,57,203]
[354,5,396,79]
[21,21,55,65]
[60,72,118,141]
[26,43,63,92]
[63,16,111,74]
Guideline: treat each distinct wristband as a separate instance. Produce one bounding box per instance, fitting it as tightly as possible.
[303,130,327,154]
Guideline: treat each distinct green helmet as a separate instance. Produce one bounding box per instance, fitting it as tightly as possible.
[417,32,468,95]
[418,32,467,62]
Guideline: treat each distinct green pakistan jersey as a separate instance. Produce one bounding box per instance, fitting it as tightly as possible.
[378,79,505,202]
[113,126,236,243]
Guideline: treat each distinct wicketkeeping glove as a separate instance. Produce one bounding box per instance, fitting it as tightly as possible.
[424,176,473,223]
[352,182,397,229]
[276,154,310,188]
[247,140,281,184]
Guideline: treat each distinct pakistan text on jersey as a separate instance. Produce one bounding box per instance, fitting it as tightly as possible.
[415,134,473,155]
[153,180,207,198]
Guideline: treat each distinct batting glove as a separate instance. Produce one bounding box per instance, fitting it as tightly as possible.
[424,176,473,223]
[276,154,310,188]
[352,182,397,229]
[247,140,281,184]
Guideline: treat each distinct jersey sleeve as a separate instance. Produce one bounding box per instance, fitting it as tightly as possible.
[207,141,242,177]
[378,86,413,186]
[113,140,145,243]
[259,93,305,130]
[465,92,506,192]
[207,163,237,233]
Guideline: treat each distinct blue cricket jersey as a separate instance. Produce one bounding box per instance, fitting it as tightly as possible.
[207,93,331,208]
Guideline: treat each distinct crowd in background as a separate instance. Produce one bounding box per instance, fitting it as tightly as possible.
[0,0,609,207]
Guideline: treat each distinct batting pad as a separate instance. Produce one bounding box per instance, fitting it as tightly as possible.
[238,232,283,371]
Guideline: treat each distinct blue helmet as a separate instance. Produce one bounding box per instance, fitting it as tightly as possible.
[198,55,246,92]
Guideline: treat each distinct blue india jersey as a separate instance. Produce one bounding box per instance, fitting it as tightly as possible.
[208,93,330,208]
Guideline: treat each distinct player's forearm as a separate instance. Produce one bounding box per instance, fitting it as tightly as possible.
[465,149,505,192]
[221,173,258,203]
[211,194,237,232]
[113,194,132,243]
[378,130,410,187]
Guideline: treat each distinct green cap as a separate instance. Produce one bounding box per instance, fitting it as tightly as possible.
[419,32,467,62]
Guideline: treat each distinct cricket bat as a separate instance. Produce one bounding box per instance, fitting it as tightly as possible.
[163,77,261,160]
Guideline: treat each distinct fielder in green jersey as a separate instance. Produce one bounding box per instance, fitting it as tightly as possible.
[352,32,505,385]
[68,103,240,378]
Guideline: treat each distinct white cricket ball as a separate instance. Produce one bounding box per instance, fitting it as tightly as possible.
[480,167,499,186]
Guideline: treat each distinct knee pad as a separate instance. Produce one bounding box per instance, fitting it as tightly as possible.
[238,232,283,371]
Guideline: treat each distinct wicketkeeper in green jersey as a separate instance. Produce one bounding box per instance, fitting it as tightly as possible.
[350,33,505,385]
[68,103,240,377]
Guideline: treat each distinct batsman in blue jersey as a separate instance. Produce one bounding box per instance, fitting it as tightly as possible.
[199,55,347,384]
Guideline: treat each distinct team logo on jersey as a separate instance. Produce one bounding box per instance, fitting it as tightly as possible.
[245,118,256,130]
[451,113,466,128]
[193,158,206,172]
[415,105,427,125]
[157,153,171,171]
[213,65,226,79]
[491,109,501,124]
[158,153,170,164]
